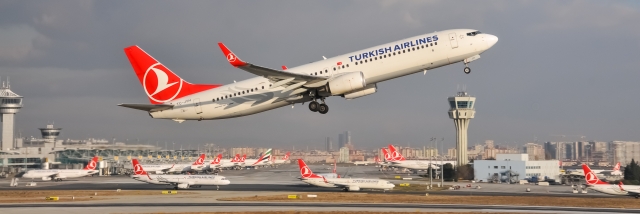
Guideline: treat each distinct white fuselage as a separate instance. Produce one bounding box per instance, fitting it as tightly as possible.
[22,169,98,180]
[302,177,395,190]
[588,184,640,196]
[149,29,496,120]
[132,174,230,187]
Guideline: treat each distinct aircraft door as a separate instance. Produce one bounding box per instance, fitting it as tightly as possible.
[448,33,458,49]
[193,98,203,114]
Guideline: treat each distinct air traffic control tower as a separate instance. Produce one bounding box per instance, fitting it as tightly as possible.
[0,78,23,151]
[448,91,475,166]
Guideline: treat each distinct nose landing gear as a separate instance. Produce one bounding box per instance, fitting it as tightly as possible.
[463,66,471,74]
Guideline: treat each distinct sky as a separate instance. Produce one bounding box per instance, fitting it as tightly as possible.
[1,0,639,150]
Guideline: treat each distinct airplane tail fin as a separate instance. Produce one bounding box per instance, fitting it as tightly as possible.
[231,154,241,162]
[241,154,247,162]
[253,149,272,165]
[132,159,148,176]
[381,148,393,162]
[582,164,608,185]
[297,159,321,179]
[211,154,222,165]
[123,46,222,104]
[193,154,206,166]
[613,162,621,171]
[84,156,99,170]
[388,144,406,161]
[374,156,380,164]
[283,152,291,160]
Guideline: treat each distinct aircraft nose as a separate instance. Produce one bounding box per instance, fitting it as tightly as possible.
[485,34,498,48]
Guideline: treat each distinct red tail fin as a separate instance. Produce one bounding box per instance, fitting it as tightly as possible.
[241,154,246,162]
[211,154,222,165]
[84,156,99,170]
[297,159,321,179]
[381,148,393,161]
[374,156,380,164]
[283,152,290,160]
[132,159,148,175]
[613,162,621,171]
[388,144,406,161]
[123,46,222,104]
[231,154,241,163]
[582,164,608,185]
[192,154,205,166]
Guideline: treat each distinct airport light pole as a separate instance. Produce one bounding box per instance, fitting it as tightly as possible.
[441,137,444,187]
[430,137,435,188]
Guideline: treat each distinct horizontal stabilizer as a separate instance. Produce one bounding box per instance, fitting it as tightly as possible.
[118,103,174,112]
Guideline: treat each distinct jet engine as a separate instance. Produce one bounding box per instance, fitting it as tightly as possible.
[176,183,189,189]
[41,177,52,181]
[155,171,165,174]
[343,84,376,100]
[347,186,361,191]
[327,72,366,95]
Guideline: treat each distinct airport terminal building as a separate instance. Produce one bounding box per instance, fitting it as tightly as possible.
[474,154,560,183]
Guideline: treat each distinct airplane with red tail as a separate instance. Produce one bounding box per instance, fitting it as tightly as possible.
[581,164,640,197]
[297,159,394,191]
[118,30,497,121]
[131,159,230,189]
[22,156,99,181]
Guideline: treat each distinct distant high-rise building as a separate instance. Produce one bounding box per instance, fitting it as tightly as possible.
[612,141,640,166]
[339,146,350,163]
[325,137,333,151]
[523,143,545,161]
[338,134,344,148]
[345,131,352,145]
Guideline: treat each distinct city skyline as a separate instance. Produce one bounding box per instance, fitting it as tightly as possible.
[1,1,639,148]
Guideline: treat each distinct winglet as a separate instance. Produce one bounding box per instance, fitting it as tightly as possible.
[282,65,288,70]
[218,43,248,67]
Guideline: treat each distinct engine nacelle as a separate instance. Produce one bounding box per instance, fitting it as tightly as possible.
[155,171,165,174]
[328,72,366,95]
[41,177,52,181]
[347,186,361,191]
[344,84,377,100]
[176,183,190,189]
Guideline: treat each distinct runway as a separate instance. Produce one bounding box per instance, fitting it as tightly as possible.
[0,202,636,214]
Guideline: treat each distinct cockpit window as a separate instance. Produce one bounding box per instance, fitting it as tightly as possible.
[466,31,481,36]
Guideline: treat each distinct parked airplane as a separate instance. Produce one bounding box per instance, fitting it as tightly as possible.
[387,144,441,171]
[131,159,230,189]
[217,154,244,169]
[203,154,223,171]
[119,29,497,121]
[581,164,640,197]
[297,159,394,191]
[316,159,340,179]
[248,149,272,167]
[22,156,99,181]
[272,152,291,165]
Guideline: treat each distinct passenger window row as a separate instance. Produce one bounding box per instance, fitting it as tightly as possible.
[212,84,273,102]
[354,42,437,66]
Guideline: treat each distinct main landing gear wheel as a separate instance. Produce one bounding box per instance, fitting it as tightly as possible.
[309,101,319,112]
[318,104,329,114]
[463,67,471,74]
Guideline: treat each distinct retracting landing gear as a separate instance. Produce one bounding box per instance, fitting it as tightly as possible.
[308,98,329,114]
[463,66,471,74]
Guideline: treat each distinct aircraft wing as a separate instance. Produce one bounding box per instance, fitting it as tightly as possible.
[118,103,174,112]
[161,164,175,172]
[626,189,640,195]
[218,43,329,93]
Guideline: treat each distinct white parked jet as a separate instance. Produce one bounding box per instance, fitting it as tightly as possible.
[271,151,291,166]
[131,159,230,189]
[387,144,442,171]
[119,29,497,121]
[248,149,272,167]
[22,156,99,181]
[581,164,640,198]
[297,159,394,191]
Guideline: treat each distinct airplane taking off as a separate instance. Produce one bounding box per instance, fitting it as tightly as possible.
[131,159,230,189]
[581,164,640,198]
[22,156,99,181]
[119,29,497,121]
[297,159,394,191]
